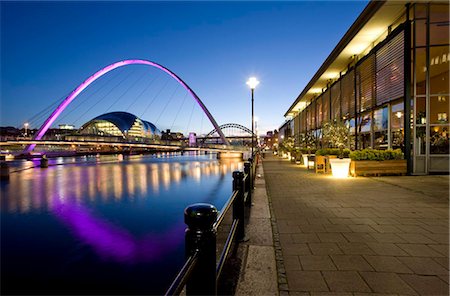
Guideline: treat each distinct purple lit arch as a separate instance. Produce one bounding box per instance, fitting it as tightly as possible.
[25,59,229,152]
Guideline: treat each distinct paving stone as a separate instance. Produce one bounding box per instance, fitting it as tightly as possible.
[359,272,418,295]
[291,233,320,243]
[397,257,449,275]
[322,270,371,292]
[396,243,445,257]
[370,224,402,233]
[432,256,450,269]
[399,274,449,295]
[366,243,409,256]
[330,254,373,271]
[278,223,302,234]
[336,242,376,255]
[396,233,438,244]
[394,224,432,234]
[370,233,406,243]
[285,270,329,292]
[308,243,343,255]
[236,245,278,296]
[299,224,327,233]
[282,243,311,256]
[347,224,377,233]
[323,224,352,233]
[298,255,336,271]
[427,244,449,257]
[284,255,302,271]
[423,233,449,244]
[343,232,377,243]
[317,233,347,243]
[363,255,413,273]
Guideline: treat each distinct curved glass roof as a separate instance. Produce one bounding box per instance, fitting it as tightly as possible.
[82,111,160,136]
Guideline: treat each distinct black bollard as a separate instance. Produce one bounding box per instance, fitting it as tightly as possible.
[232,171,245,240]
[185,203,217,296]
[40,155,48,168]
[0,162,10,180]
[243,162,252,205]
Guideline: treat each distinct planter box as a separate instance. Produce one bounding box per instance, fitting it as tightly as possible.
[350,159,407,177]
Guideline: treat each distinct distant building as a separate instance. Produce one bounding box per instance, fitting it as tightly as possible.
[58,124,75,130]
[79,111,161,140]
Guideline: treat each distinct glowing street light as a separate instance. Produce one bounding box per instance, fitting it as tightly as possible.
[24,122,29,136]
[246,77,259,156]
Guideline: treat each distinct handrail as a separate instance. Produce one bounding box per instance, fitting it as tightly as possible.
[164,253,199,296]
[165,152,259,296]
[214,190,238,231]
[216,219,238,281]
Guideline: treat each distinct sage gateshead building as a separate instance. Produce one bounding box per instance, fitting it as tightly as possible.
[78,111,161,141]
[284,1,449,174]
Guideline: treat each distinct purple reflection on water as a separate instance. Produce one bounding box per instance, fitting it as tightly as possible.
[52,197,184,264]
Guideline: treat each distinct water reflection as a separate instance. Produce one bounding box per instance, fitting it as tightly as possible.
[1,153,242,294]
[2,154,243,214]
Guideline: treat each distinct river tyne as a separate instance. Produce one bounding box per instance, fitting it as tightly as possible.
[1,152,243,295]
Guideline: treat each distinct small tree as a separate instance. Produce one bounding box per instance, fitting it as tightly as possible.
[322,122,349,149]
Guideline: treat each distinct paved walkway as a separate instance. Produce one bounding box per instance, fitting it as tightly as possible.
[263,153,449,295]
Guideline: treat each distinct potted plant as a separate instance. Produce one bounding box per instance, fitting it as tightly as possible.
[349,149,406,176]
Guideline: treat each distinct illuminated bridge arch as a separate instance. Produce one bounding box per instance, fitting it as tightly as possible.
[26,59,229,152]
[205,123,255,138]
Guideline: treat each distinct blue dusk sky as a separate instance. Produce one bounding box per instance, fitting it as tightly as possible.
[1,1,368,135]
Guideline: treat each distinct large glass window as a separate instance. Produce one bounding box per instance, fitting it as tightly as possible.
[415,97,427,124]
[373,107,388,149]
[429,46,449,95]
[415,126,426,155]
[430,4,449,47]
[391,102,405,150]
[414,48,426,96]
[357,112,372,149]
[430,95,449,124]
[430,126,449,154]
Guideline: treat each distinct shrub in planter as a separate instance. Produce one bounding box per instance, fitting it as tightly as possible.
[315,148,350,158]
[349,149,406,176]
[349,149,403,161]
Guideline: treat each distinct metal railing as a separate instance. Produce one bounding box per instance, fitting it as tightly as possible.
[165,154,258,296]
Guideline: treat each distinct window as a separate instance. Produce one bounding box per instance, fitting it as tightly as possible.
[430,126,449,154]
[429,46,449,95]
[391,102,404,150]
[430,95,449,124]
[374,107,388,149]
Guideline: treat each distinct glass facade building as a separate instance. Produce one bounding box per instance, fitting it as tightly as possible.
[80,111,161,140]
[285,1,449,174]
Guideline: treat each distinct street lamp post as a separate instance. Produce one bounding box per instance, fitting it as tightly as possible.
[246,77,259,156]
[24,122,29,137]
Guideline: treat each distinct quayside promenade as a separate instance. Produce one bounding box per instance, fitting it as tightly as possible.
[246,153,448,295]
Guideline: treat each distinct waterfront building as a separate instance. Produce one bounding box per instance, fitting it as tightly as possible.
[284,1,449,174]
[79,111,161,141]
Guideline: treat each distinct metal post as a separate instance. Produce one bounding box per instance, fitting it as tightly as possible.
[0,162,10,180]
[251,88,254,156]
[404,3,412,175]
[232,171,245,241]
[185,203,217,295]
[40,155,48,168]
[243,162,251,205]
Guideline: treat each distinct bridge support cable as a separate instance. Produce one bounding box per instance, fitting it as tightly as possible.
[25,59,229,153]
[57,67,125,124]
[139,76,170,119]
[26,92,71,129]
[185,102,196,137]
[72,67,137,126]
[105,68,151,113]
[126,73,159,112]
[170,93,188,131]
[154,85,179,126]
